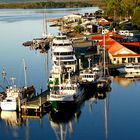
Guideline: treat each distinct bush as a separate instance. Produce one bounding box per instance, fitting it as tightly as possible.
[74,25,84,33]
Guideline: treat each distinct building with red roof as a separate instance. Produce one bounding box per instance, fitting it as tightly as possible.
[97,17,111,26]
[91,35,140,64]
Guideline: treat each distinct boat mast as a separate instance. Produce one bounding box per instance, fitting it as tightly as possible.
[23,59,27,89]
[43,9,47,37]
[59,52,61,89]
[103,30,106,77]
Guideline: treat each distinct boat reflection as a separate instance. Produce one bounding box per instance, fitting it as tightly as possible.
[83,83,112,114]
[0,111,22,127]
[96,91,111,140]
[104,94,110,140]
[122,73,140,79]
[48,102,83,140]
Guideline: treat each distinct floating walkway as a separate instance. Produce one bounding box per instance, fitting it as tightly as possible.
[20,90,51,114]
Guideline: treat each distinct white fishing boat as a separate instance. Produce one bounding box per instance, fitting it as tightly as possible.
[51,33,77,72]
[79,65,102,83]
[0,59,35,111]
[0,78,32,111]
[1,96,17,111]
[79,67,101,91]
[117,63,140,74]
[48,66,84,111]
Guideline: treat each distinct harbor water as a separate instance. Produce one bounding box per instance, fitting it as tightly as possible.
[0,7,140,140]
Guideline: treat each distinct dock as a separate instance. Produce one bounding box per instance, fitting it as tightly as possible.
[20,90,51,114]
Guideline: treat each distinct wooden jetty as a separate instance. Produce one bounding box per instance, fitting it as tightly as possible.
[20,90,51,114]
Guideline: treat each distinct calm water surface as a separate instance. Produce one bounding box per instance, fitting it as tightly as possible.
[0,7,140,140]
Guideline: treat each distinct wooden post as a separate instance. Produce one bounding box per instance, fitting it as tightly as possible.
[39,97,42,106]
[39,97,42,113]
[18,97,21,112]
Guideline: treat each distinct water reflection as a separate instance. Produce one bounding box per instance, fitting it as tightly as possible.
[97,92,110,140]
[1,111,20,127]
[86,87,112,140]
[112,75,139,87]
[0,111,23,139]
[48,102,83,140]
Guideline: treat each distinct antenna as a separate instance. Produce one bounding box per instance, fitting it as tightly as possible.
[1,66,10,87]
[10,77,16,88]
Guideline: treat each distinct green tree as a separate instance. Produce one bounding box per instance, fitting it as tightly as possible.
[105,0,126,20]
[74,25,84,33]
[132,6,140,26]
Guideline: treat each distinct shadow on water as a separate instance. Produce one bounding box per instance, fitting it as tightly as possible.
[48,101,83,140]
[48,100,83,124]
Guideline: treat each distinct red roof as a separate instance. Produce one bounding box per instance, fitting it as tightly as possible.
[98,37,124,54]
[121,42,140,47]
[108,41,124,55]
[98,22,111,26]
[97,17,111,26]
[90,35,109,41]
[91,35,140,57]
[99,37,115,46]
[111,35,124,39]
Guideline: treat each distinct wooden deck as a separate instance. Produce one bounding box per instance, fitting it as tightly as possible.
[20,90,51,113]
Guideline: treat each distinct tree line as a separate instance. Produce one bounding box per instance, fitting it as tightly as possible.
[0,1,92,9]
[103,0,140,26]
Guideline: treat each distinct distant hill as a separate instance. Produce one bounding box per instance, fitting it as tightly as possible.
[0,0,86,3]
[0,0,95,9]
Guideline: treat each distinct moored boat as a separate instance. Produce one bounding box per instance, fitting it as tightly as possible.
[0,85,35,111]
[79,65,102,89]
[96,32,112,91]
[117,63,140,74]
[0,60,35,111]
[48,67,84,111]
[1,96,17,111]
[48,82,84,111]
[51,33,77,73]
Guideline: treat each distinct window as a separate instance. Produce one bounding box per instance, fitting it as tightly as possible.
[122,58,126,63]
[128,58,133,63]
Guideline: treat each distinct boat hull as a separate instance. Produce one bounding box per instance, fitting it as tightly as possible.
[50,89,85,111]
[117,64,140,74]
[1,101,17,111]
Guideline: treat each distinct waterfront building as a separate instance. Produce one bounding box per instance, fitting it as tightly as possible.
[91,35,140,64]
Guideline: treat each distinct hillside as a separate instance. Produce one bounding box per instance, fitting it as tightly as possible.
[0,0,88,3]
